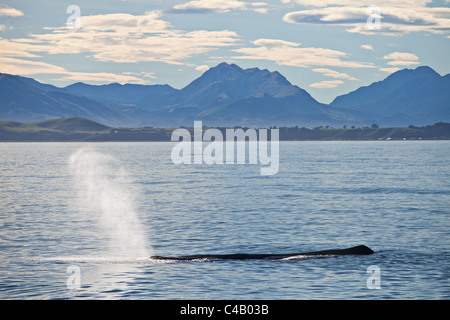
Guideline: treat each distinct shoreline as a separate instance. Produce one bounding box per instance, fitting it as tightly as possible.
[1,117,450,142]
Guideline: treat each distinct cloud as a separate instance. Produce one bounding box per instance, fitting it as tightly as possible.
[195,65,210,72]
[361,44,373,50]
[60,72,146,84]
[0,9,246,84]
[0,56,146,84]
[281,0,431,7]
[282,1,450,36]
[232,38,374,69]
[312,68,358,80]
[252,38,300,47]
[0,4,24,17]
[167,0,269,14]
[0,57,67,75]
[309,80,344,88]
[388,61,419,66]
[387,61,419,66]
[140,72,157,79]
[0,10,242,83]
[383,52,418,61]
[383,51,419,66]
[252,7,269,14]
[121,71,156,79]
[379,67,401,73]
[170,0,246,13]
[0,38,43,58]
[10,11,239,65]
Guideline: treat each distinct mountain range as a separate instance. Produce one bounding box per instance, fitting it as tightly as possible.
[1,63,449,128]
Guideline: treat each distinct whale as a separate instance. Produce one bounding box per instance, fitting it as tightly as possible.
[150,245,374,261]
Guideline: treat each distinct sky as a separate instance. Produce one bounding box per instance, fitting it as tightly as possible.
[0,0,449,103]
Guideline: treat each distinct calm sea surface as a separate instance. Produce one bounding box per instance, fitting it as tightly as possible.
[0,141,449,299]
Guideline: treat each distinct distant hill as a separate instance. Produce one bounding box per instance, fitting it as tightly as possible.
[0,73,134,126]
[134,62,350,127]
[0,117,172,141]
[0,64,449,128]
[0,117,110,140]
[168,62,309,109]
[30,117,112,132]
[330,66,450,126]
[64,82,177,106]
[1,117,449,142]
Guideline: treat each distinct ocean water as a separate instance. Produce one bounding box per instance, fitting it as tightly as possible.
[0,141,449,300]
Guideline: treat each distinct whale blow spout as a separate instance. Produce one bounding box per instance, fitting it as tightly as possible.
[150,245,375,261]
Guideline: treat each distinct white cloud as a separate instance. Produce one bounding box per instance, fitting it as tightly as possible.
[121,71,156,79]
[140,72,157,79]
[251,2,268,6]
[195,65,210,72]
[0,57,67,75]
[0,38,43,58]
[309,80,343,88]
[11,11,239,65]
[60,72,146,84]
[387,60,420,66]
[0,4,24,17]
[281,0,431,7]
[282,1,450,36]
[0,56,146,84]
[0,10,243,83]
[383,52,419,61]
[383,51,420,66]
[171,0,246,13]
[361,44,373,50]
[312,68,358,80]
[379,67,401,73]
[252,38,300,47]
[168,0,269,14]
[252,7,268,14]
[233,38,374,69]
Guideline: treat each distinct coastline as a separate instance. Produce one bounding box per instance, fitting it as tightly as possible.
[1,117,450,142]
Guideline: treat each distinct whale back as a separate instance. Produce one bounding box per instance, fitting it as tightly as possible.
[150,245,375,261]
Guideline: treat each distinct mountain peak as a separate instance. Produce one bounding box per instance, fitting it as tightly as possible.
[202,62,244,77]
[330,65,449,126]
[205,62,293,86]
[214,62,242,70]
[2,63,448,128]
[387,65,441,81]
[177,62,304,110]
[414,65,440,74]
[411,65,442,80]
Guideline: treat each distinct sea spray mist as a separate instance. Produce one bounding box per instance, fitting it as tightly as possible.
[68,147,151,258]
